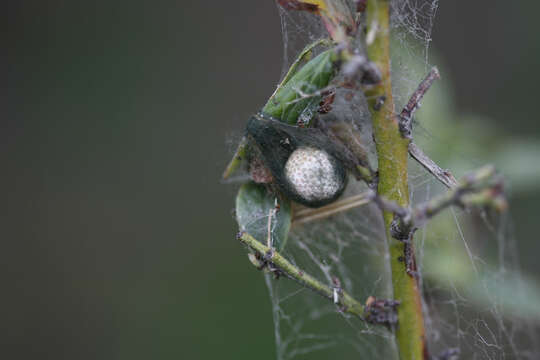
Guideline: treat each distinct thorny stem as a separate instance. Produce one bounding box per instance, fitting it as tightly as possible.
[238,232,365,317]
[365,0,427,359]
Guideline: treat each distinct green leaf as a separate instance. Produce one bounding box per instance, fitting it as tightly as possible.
[236,182,292,251]
[262,48,337,125]
[270,38,331,95]
[223,43,337,180]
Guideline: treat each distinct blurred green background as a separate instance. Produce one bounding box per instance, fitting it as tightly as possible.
[3,1,540,359]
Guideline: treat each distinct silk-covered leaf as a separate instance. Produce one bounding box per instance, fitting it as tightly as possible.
[223,45,337,179]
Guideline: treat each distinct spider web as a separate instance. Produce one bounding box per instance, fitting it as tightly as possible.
[255,1,540,359]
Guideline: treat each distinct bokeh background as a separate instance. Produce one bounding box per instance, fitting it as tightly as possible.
[3,1,540,359]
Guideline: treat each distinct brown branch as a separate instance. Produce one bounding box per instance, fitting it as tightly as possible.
[409,142,458,188]
[399,67,440,139]
[374,165,507,235]
[394,67,458,190]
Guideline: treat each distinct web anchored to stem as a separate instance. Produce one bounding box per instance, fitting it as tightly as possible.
[226,1,540,359]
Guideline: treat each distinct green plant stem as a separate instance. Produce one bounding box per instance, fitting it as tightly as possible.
[365,0,427,359]
[238,232,364,317]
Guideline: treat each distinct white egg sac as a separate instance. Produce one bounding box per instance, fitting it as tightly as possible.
[284,146,344,203]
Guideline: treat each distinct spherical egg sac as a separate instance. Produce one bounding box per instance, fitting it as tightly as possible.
[284,146,346,207]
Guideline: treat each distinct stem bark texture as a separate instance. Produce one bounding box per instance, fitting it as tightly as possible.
[365,0,427,358]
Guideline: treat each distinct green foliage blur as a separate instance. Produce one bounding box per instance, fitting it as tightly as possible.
[3,1,540,359]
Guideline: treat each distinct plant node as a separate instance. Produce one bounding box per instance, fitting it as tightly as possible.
[363,296,400,328]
